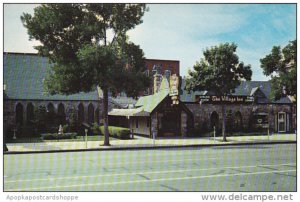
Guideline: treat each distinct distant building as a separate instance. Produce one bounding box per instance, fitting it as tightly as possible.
[143,59,180,95]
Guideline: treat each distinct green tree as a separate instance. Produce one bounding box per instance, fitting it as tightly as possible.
[66,106,77,132]
[185,43,252,141]
[21,4,150,146]
[260,40,296,101]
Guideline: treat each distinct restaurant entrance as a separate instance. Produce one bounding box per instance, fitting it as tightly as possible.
[156,97,182,137]
[160,107,180,137]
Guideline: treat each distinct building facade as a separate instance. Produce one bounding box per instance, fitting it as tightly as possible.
[3,52,121,137]
[180,80,296,134]
[109,77,193,137]
[3,53,182,138]
[3,52,296,139]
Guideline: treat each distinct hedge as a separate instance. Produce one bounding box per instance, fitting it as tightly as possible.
[99,126,131,139]
[91,123,100,135]
[41,132,77,140]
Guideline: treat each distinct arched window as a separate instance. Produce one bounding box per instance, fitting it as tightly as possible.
[16,103,24,126]
[47,103,55,125]
[57,103,66,125]
[47,103,55,113]
[210,111,219,130]
[88,103,95,124]
[26,102,34,125]
[78,103,84,125]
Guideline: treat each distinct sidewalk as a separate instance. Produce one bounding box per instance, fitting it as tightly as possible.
[5,133,296,153]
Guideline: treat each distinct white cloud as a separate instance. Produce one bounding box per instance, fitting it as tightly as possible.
[128,4,250,77]
[4,4,40,53]
[4,3,296,82]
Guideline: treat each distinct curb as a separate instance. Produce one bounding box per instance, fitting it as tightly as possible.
[4,140,296,155]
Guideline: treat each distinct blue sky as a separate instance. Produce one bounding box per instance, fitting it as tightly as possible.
[3,4,296,81]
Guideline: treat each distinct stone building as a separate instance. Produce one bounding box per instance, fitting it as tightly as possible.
[3,52,296,138]
[180,80,296,134]
[3,52,122,137]
[109,77,193,137]
[3,52,181,138]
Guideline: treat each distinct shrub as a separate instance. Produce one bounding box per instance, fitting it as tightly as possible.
[62,124,70,133]
[41,132,77,140]
[48,126,59,133]
[91,122,100,135]
[99,126,131,139]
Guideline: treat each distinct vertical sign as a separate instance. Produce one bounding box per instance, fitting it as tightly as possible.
[169,74,179,104]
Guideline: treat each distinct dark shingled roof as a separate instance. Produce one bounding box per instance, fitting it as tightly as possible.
[4,53,293,105]
[180,79,293,104]
[3,53,121,106]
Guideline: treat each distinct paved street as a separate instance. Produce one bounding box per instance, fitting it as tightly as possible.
[4,143,296,191]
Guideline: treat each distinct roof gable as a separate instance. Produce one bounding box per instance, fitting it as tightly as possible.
[135,77,170,113]
[3,53,120,106]
[180,79,292,104]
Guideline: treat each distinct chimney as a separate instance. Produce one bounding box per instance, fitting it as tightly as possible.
[153,73,162,93]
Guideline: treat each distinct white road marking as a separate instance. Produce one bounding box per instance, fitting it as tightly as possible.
[4,156,218,175]
[5,163,296,183]
[6,169,296,191]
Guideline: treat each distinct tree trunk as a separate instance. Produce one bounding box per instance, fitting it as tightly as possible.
[222,104,227,142]
[3,124,8,152]
[103,88,110,146]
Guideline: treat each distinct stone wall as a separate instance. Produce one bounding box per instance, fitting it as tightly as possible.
[3,99,120,136]
[185,103,295,133]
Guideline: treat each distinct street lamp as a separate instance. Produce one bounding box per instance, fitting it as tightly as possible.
[85,129,88,149]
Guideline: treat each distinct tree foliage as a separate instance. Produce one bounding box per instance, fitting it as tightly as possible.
[21,4,150,145]
[185,43,252,94]
[260,40,296,100]
[185,43,252,141]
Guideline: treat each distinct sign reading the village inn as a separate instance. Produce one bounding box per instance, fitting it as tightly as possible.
[196,95,254,104]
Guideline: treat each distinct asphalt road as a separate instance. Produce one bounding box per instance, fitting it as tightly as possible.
[4,143,296,191]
